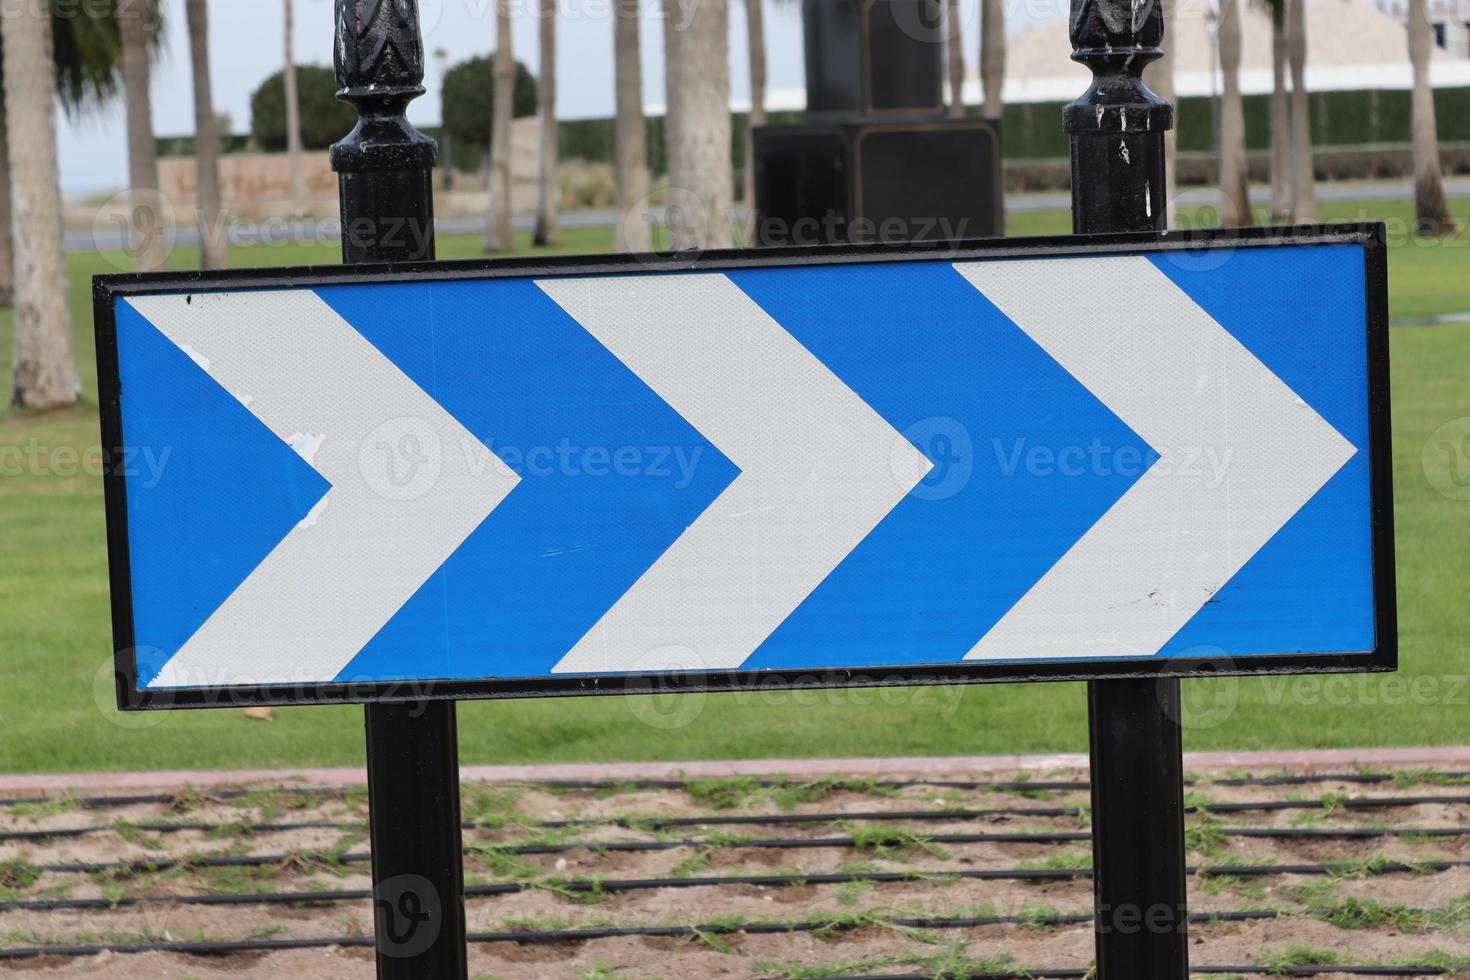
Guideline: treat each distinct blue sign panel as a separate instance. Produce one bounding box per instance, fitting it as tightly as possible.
[95,229,1394,708]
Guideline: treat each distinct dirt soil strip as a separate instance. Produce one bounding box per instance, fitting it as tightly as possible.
[1,766,1468,978]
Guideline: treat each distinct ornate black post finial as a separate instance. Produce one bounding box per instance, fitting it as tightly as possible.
[335,0,427,101]
[1065,0,1170,135]
[332,0,438,262]
[1063,0,1173,233]
[331,0,437,176]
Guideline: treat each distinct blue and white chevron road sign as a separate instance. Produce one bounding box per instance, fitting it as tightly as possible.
[95,228,1394,707]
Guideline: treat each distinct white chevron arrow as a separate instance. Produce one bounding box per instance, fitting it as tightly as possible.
[537,273,933,674]
[953,255,1357,661]
[126,291,521,689]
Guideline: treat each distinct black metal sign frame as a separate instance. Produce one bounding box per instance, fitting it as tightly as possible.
[94,224,1396,712]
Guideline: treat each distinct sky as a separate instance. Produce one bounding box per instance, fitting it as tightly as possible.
[56,0,1042,196]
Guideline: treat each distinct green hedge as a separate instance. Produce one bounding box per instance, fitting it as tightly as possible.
[999,86,1467,158]
[593,85,1470,168]
[162,85,1470,171]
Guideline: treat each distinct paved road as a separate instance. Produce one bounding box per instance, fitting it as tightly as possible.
[69,178,1467,253]
[1017,177,1470,214]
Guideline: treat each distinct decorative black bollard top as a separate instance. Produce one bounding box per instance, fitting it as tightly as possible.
[331,0,437,174]
[1063,0,1173,234]
[1062,0,1173,139]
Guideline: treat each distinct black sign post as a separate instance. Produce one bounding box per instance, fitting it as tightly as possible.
[1065,1,1191,977]
[330,3,469,977]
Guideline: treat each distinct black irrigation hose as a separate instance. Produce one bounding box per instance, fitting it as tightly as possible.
[0,909,1298,962]
[0,820,351,844]
[32,851,376,875]
[0,875,1227,914]
[1181,972,1461,978]
[836,970,1460,979]
[0,785,335,810]
[0,780,1073,812]
[0,781,989,811]
[20,820,1470,872]
[534,774,1470,794]
[1228,826,1470,839]
[545,796,1470,826]
[20,827,1110,852]
[537,778,1098,793]
[11,859,1470,909]
[13,819,1470,846]
[484,826,1470,854]
[1203,795,1470,813]
[4,770,1465,813]
[8,808,1077,844]
[0,909,1464,974]
[6,807,1086,844]
[0,873,1039,915]
[1213,772,1470,788]
[9,796,1470,845]
[543,806,1088,829]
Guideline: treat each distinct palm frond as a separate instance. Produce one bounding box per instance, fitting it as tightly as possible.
[41,0,167,118]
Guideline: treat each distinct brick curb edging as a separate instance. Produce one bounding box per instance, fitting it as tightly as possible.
[2,745,1468,795]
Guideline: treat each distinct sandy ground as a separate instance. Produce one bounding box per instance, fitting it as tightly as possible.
[1,769,1468,978]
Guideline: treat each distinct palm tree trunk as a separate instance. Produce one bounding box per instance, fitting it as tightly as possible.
[1287,0,1317,222]
[120,0,166,272]
[283,0,305,214]
[534,0,561,246]
[613,0,650,251]
[980,0,1003,119]
[486,0,516,252]
[1269,1,1291,220]
[0,90,15,307]
[743,0,767,238]
[946,0,965,118]
[1409,0,1453,235]
[1,3,80,409]
[663,0,733,250]
[1145,0,1177,226]
[187,0,227,269]
[1218,0,1251,226]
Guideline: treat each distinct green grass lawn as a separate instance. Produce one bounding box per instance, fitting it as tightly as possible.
[1,201,1467,774]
